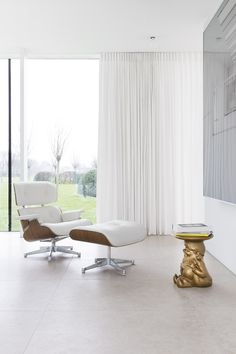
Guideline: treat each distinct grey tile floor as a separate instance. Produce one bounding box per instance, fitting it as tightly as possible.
[0,233,236,354]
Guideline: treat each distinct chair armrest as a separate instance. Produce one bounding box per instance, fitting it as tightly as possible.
[61,210,84,222]
[17,214,39,222]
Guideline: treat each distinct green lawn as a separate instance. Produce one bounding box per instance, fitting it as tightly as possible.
[56,184,96,223]
[0,181,96,231]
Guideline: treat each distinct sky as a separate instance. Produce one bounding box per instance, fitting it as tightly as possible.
[25,59,99,169]
[0,59,99,172]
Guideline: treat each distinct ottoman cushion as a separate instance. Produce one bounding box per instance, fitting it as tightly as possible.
[70,220,146,247]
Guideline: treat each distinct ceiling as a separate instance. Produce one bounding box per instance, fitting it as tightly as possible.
[0,0,223,57]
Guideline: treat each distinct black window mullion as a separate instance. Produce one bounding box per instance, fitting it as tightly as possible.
[8,59,12,231]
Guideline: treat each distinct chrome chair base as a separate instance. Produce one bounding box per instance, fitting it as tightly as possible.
[24,237,80,261]
[82,247,135,276]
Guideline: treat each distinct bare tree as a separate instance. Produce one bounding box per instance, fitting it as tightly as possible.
[72,154,80,180]
[26,134,33,178]
[51,128,68,191]
[11,152,20,177]
[91,158,97,169]
[0,151,8,181]
[71,154,80,194]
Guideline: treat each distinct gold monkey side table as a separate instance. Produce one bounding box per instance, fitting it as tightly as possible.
[173,235,213,288]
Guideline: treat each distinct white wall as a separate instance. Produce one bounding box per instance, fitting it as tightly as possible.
[205,197,236,274]
[204,52,236,275]
[203,0,236,275]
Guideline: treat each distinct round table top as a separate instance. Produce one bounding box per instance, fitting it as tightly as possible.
[175,234,213,242]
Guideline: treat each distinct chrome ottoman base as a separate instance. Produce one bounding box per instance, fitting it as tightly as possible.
[82,247,135,276]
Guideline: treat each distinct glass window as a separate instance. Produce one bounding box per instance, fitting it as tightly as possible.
[11,59,20,230]
[25,59,99,223]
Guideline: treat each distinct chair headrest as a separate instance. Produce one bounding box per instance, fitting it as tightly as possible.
[14,182,57,206]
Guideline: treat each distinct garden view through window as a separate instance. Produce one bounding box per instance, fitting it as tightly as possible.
[0,59,99,231]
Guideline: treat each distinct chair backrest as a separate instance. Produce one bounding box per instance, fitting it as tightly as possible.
[14,182,62,223]
[14,182,57,206]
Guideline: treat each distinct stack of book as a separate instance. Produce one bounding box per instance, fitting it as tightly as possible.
[175,223,212,238]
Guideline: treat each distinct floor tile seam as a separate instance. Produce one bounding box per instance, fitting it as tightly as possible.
[73,254,161,262]
[22,257,73,354]
[42,256,74,308]
[58,277,167,281]
[0,278,68,283]
[55,277,171,283]
[0,309,44,313]
[43,308,178,313]
[21,310,49,354]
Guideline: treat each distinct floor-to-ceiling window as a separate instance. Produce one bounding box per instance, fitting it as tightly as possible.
[0,58,99,231]
[0,59,20,231]
[11,60,21,230]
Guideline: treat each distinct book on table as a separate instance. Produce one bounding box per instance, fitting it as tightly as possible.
[175,232,212,237]
[175,223,212,237]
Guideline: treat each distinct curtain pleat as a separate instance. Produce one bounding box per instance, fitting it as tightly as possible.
[97,52,203,235]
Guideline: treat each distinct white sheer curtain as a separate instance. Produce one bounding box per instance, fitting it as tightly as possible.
[97,52,203,235]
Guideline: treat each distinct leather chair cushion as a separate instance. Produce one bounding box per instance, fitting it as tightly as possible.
[42,219,92,236]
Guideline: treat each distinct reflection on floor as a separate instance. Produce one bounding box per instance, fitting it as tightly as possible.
[0,233,236,354]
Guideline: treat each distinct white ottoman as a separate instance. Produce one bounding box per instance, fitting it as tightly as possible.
[70,220,147,275]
